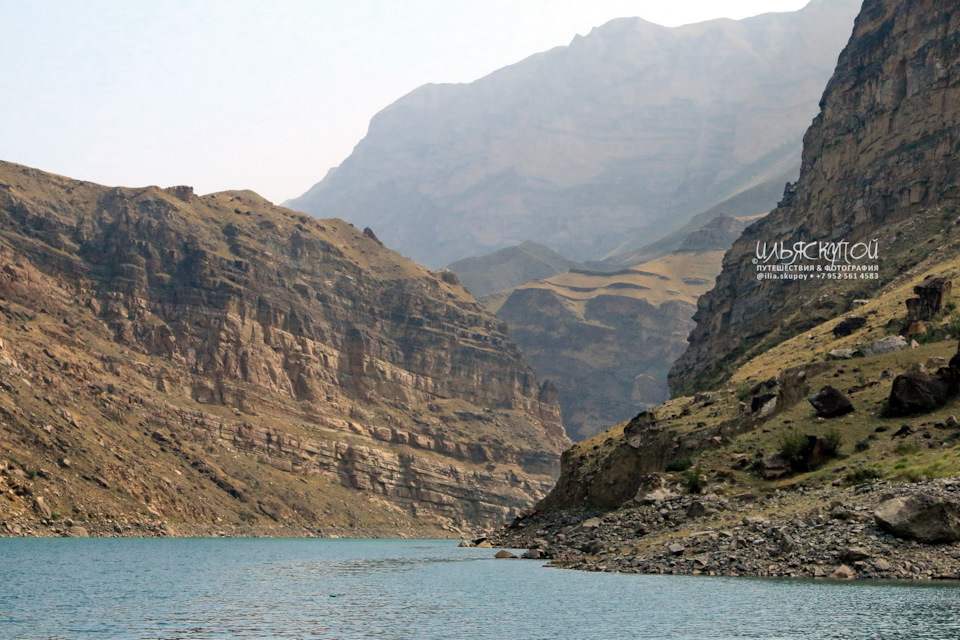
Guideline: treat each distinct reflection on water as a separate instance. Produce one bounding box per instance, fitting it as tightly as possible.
[1,538,958,639]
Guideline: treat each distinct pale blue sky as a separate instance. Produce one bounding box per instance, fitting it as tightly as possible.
[2,0,812,203]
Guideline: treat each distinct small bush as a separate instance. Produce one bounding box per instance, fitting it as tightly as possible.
[666,458,693,472]
[682,466,706,494]
[855,439,871,452]
[844,467,882,485]
[894,442,920,456]
[825,429,844,453]
[779,432,809,469]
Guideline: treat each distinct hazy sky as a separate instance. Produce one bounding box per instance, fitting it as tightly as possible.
[2,1,814,203]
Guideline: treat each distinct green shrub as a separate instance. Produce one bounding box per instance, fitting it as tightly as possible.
[666,458,693,472]
[843,467,882,485]
[855,439,870,452]
[682,466,706,494]
[825,429,844,453]
[779,432,810,469]
[894,442,920,456]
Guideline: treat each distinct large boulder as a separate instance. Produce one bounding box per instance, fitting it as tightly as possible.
[885,371,955,416]
[874,493,960,543]
[808,386,854,418]
[906,276,952,322]
[862,336,909,357]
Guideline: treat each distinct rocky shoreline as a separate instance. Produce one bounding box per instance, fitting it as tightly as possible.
[0,518,456,540]
[486,480,960,581]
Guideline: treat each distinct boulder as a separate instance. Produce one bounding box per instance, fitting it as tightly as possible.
[494,550,519,559]
[33,496,52,519]
[832,316,866,337]
[686,502,708,518]
[63,526,89,538]
[874,493,960,543]
[668,543,685,556]
[827,349,857,360]
[862,336,909,357]
[581,517,603,529]
[475,540,494,549]
[838,547,871,563]
[829,565,856,580]
[905,276,952,321]
[522,548,544,559]
[751,393,777,416]
[458,539,474,547]
[808,386,854,418]
[885,371,955,416]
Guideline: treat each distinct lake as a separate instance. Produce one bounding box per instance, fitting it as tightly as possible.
[1,538,958,639]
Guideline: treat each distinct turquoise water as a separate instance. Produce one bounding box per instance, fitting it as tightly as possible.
[1,539,959,639]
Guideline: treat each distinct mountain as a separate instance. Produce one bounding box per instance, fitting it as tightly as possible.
[494,0,960,580]
[286,0,862,268]
[494,216,749,441]
[485,0,960,580]
[670,0,960,395]
[0,161,569,537]
[446,241,582,297]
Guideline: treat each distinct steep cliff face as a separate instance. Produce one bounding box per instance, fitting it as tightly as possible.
[671,0,960,395]
[0,161,568,534]
[287,0,861,267]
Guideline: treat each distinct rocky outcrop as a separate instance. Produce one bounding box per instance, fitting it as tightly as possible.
[671,0,960,395]
[0,160,569,533]
[287,0,861,267]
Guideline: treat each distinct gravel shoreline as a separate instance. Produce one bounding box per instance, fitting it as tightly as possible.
[487,480,960,580]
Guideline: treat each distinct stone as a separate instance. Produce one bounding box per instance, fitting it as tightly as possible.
[581,517,603,529]
[522,548,544,559]
[475,540,494,549]
[808,386,854,418]
[494,550,518,559]
[828,349,857,360]
[839,547,871,563]
[885,371,955,417]
[862,336,909,357]
[751,393,777,416]
[33,496,51,519]
[458,539,474,547]
[829,564,855,580]
[832,316,867,337]
[668,543,685,556]
[637,488,673,505]
[63,525,89,538]
[927,357,949,370]
[873,559,892,571]
[875,493,960,543]
[906,277,952,321]
[686,502,708,519]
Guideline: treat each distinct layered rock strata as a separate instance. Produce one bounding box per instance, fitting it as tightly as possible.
[0,161,568,533]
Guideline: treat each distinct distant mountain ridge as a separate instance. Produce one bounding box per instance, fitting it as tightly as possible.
[287,0,862,268]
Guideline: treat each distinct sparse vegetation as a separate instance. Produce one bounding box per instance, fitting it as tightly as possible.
[665,457,693,472]
[681,465,706,494]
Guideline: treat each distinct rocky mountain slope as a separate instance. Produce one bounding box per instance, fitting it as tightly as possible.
[287,0,861,268]
[0,161,569,537]
[671,0,960,395]
[487,0,960,581]
[493,216,749,441]
[492,232,960,580]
